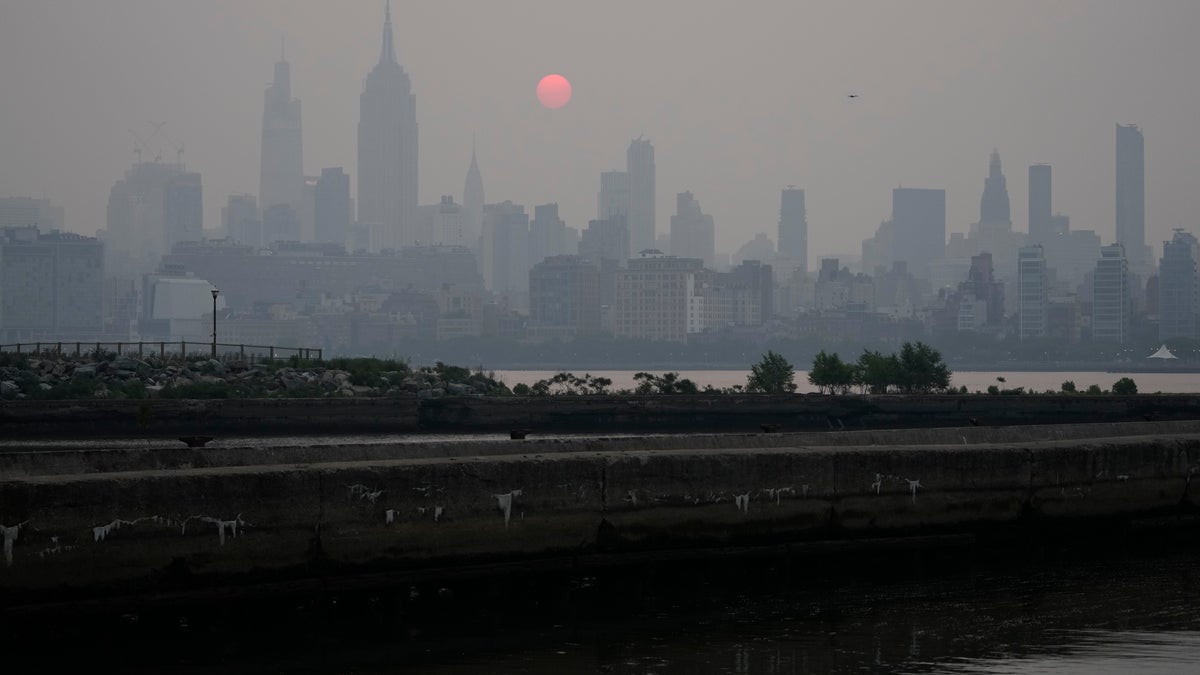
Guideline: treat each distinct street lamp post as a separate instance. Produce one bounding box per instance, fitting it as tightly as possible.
[211,288,220,359]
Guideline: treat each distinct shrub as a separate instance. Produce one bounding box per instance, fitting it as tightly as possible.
[749,351,798,393]
[1112,377,1138,395]
[1060,380,1076,393]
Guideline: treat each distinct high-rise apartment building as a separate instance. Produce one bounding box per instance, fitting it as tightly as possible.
[528,255,600,339]
[1116,124,1146,269]
[778,188,807,275]
[1017,245,1047,339]
[669,192,716,270]
[891,188,945,280]
[1158,229,1198,341]
[260,55,303,215]
[598,171,630,220]
[626,138,656,254]
[614,254,704,343]
[1028,164,1052,244]
[314,168,351,246]
[0,198,64,231]
[1092,244,1131,344]
[0,227,104,338]
[358,2,418,252]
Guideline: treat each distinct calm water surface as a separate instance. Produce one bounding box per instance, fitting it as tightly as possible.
[371,553,1200,674]
[496,370,1200,394]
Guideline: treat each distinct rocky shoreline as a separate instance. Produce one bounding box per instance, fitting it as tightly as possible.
[0,353,511,401]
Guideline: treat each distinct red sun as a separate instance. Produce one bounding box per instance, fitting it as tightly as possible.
[536,74,572,109]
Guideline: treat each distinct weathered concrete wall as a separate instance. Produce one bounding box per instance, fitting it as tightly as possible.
[3,394,1199,439]
[2,427,1198,606]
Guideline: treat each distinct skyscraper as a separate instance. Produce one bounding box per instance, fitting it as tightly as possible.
[1028,164,1052,244]
[891,188,945,279]
[1092,244,1131,344]
[462,141,484,250]
[358,1,418,252]
[314,168,351,246]
[627,138,656,254]
[979,150,1011,226]
[163,172,203,251]
[778,188,807,274]
[1159,229,1198,341]
[670,192,716,270]
[1116,124,1145,269]
[260,53,303,215]
[1017,245,1047,339]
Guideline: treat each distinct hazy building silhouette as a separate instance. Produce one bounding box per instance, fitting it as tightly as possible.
[1092,243,1130,343]
[1116,124,1146,269]
[260,54,303,215]
[598,171,630,255]
[0,226,103,338]
[529,203,576,268]
[778,188,807,274]
[528,255,600,339]
[0,197,64,231]
[164,172,203,250]
[579,215,630,268]
[670,191,716,269]
[891,187,945,279]
[462,141,484,250]
[979,149,1011,226]
[222,194,261,247]
[626,138,656,254]
[1028,164,1053,244]
[358,2,418,252]
[106,160,193,274]
[1017,244,1047,339]
[1158,229,1198,341]
[314,168,351,246]
[480,201,529,309]
[262,204,300,245]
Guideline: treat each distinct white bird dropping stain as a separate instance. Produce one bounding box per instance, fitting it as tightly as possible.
[907,479,922,504]
[872,474,884,494]
[434,506,444,522]
[735,493,750,514]
[385,509,397,525]
[1,521,28,567]
[493,490,523,528]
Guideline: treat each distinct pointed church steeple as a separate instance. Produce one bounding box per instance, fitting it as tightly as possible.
[380,0,396,65]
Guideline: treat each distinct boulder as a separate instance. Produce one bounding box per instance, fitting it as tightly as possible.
[0,380,19,397]
[72,365,97,379]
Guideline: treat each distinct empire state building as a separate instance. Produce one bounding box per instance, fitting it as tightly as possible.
[358,1,418,252]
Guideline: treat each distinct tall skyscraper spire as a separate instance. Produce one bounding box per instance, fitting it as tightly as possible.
[260,48,303,217]
[380,0,396,64]
[359,1,418,252]
[979,149,1011,225]
[463,137,485,249]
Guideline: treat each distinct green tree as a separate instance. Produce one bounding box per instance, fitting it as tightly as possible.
[897,341,952,393]
[1060,380,1076,393]
[748,350,798,393]
[855,350,901,394]
[1085,384,1103,395]
[1112,377,1138,395]
[806,350,853,394]
[633,372,699,395]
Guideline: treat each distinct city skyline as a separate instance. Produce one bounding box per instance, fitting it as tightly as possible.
[2,1,1200,262]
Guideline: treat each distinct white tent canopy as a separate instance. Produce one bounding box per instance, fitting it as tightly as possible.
[1148,344,1178,360]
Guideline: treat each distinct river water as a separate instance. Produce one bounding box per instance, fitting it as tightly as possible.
[495,370,1200,394]
[366,551,1200,674]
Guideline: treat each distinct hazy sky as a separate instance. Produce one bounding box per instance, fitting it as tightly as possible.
[3,0,1199,262]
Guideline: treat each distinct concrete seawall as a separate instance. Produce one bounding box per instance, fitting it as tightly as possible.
[3,393,1199,438]
[3,422,1199,607]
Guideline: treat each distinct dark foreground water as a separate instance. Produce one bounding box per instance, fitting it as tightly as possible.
[15,538,1199,674]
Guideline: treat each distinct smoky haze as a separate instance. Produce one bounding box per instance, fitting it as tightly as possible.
[3,0,1199,259]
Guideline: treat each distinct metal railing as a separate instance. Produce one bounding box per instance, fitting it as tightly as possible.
[0,341,323,363]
